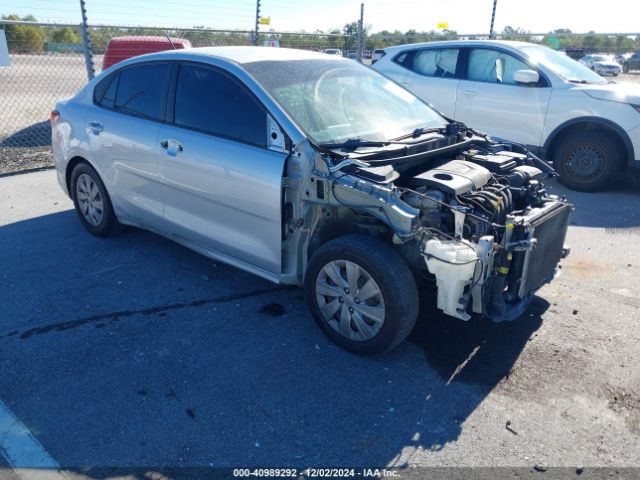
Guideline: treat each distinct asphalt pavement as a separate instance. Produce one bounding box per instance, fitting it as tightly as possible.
[0,170,639,477]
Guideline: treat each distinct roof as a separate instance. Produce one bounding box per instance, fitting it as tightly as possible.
[383,39,538,52]
[107,36,190,44]
[151,46,342,64]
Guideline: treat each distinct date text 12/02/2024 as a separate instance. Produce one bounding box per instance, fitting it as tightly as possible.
[232,468,400,477]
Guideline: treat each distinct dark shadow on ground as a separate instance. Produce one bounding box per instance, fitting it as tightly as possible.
[0,210,545,473]
[0,120,50,148]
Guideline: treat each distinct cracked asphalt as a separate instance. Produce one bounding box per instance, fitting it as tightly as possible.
[0,169,639,475]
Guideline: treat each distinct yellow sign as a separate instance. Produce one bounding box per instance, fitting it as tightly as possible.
[437,22,449,29]
[259,17,271,25]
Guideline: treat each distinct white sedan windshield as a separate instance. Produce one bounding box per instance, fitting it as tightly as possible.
[520,46,607,85]
[245,59,446,144]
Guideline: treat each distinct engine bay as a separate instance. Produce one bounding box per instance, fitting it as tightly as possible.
[317,129,573,323]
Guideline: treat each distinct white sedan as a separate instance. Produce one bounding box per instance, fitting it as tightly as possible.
[372,40,640,191]
[579,54,622,76]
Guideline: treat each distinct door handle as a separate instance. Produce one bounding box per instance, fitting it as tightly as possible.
[88,121,103,134]
[160,139,183,155]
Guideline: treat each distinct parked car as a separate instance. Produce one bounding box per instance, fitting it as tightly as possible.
[323,48,342,56]
[592,58,622,77]
[52,47,571,354]
[578,54,606,69]
[102,36,191,71]
[372,40,640,191]
[579,54,621,76]
[563,48,584,60]
[623,52,640,73]
[372,49,385,63]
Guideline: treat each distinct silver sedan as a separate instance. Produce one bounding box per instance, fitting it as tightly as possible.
[53,47,570,354]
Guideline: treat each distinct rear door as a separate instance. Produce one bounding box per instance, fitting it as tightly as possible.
[88,61,170,228]
[454,47,552,147]
[157,62,287,275]
[387,47,461,118]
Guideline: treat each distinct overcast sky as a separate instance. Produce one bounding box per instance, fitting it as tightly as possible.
[2,0,636,34]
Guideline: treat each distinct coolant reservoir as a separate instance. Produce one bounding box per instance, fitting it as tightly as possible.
[424,239,478,320]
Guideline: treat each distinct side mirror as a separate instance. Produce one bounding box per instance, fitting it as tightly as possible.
[513,69,539,85]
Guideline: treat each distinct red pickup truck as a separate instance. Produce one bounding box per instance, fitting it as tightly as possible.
[102,36,191,71]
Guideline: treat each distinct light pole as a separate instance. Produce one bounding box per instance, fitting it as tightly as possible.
[489,0,498,39]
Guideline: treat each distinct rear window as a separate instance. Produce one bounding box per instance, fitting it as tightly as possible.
[112,62,170,120]
[173,64,266,146]
[409,48,459,78]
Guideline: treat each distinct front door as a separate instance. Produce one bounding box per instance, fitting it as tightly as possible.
[157,62,287,275]
[454,48,552,147]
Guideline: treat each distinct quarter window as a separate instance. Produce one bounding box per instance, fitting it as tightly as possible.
[467,49,531,85]
[409,48,459,78]
[113,63,170,120]
[99,74,118,108]
[174,64,266,146]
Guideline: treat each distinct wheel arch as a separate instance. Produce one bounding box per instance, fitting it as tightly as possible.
[65,156,103,199]
[543,117,634,170]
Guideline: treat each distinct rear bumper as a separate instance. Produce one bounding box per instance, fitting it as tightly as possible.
[56,169,70,198]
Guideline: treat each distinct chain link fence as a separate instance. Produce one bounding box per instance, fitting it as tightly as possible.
[0,22,89,173]
[1,18,639,174]
[0,20,350,174]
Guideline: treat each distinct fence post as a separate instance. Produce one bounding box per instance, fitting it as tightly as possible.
[79,0,95,80]
[489,0,498,39]
[253,0,261,46]
[357,2,364,62]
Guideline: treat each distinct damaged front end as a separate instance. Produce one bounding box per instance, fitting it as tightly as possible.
[313,125,572,323]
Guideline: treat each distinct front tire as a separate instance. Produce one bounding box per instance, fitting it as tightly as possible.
[552,130,623,192]
[304,235,419,355]
[71,162,120,236]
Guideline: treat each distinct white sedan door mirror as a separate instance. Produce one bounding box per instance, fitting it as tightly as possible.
[513,69,540,85]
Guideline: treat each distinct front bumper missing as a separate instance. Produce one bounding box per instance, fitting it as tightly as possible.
[422,199,573,323]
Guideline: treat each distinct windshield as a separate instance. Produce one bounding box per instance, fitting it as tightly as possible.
[520,45,607,85]
[244,58,447,144]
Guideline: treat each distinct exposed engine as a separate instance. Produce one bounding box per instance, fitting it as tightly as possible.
[320,134,572,323]
[397,148,572,322]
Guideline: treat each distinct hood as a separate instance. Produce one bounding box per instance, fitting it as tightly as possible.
[580,83,640,105]
[593,60,621,67]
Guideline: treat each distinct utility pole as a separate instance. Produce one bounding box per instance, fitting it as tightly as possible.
[489,0,498,39]
[79,0,95,80]
[357,2,364,62]
[253,0,261,46]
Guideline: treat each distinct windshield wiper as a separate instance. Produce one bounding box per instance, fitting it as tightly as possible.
[391,126,445,141]
[318,138,391,151]
[567,79,588,84]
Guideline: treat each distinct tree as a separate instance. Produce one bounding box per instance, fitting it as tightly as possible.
[50,28,80,44]
[1,14,45,52]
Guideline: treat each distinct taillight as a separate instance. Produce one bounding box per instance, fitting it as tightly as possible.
[50,110,60,127]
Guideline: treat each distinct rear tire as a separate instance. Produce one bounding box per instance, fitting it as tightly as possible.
[70,162,120,236]
[552,130,623,192]
[304,235,419,355]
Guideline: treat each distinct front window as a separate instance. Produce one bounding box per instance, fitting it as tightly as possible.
[244,59,446,144]
[173,64,266,146]
[520,45,607,85]
[467,49,531,85]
